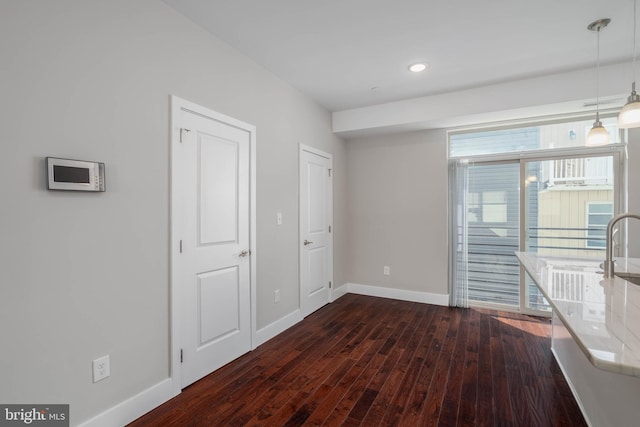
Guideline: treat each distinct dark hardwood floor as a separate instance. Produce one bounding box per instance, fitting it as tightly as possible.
[129,294,586,426]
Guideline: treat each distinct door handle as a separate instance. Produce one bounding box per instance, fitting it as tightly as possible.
[304,240,313,246]
[239,249,250,257]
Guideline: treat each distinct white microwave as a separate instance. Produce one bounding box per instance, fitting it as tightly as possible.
[46,157,105,192]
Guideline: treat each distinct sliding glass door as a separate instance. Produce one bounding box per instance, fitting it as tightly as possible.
[450,152,620,314]
[522,154,616,312]
[449,117,624,314]
[465,162,521,307]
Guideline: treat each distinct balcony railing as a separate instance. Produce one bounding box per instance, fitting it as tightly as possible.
[466,225,605,308]
[543,157,613,187]
[528,226,606,254]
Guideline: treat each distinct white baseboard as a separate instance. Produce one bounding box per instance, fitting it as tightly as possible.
[330,284,349,302]
[78,284,446,426]
[254,308,303,348]
[345,282,449,306]
[77,378,176,427]
[79,308,305,426]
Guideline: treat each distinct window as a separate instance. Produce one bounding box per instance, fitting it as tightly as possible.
[449,116,623,314]
[450,127,540,157]
[586,202,614,249]
[450,116,621,158]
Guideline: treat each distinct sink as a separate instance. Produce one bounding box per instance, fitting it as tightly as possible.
[614,272,640,286]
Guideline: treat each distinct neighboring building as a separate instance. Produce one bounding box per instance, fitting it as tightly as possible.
[534,156,613,258]
[451,119,617,309]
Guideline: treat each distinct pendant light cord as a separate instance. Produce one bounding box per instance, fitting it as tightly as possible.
[634,0,637,88]
[596,25,601,121]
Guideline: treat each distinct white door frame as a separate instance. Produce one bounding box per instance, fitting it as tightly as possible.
[299,144,334,312]
[169,95,257,395]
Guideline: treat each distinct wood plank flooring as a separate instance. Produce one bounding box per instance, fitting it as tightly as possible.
[129,294,587,426]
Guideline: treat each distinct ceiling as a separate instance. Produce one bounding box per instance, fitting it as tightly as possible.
[163,0,635,112]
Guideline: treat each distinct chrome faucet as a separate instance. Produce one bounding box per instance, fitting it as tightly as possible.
[603,212,640,278]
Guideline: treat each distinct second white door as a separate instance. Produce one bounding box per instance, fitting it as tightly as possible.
[299,146,332,317]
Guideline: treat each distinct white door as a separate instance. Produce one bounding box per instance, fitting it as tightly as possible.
[173,101,253,389]
[299,146,332,317]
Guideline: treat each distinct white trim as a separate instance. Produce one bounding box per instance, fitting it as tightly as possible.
[255,309,303,347]
[169,95,258,394]
[330,283,349,302]
[250,116,258,350]
[77,379,176,427]
[449,143,625,164]
[169,96,183,396]
[299,144,332,159]
[345,282,449,306]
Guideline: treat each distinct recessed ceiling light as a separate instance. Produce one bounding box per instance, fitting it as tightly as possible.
[408,63,428,73]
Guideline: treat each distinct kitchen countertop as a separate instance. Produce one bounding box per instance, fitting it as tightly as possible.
[516,252,640,377]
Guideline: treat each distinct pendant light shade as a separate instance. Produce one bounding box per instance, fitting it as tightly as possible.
[618,87,640,128]
[587,19,610,146]
[587,116,610,146]
[618,0,640,128]
[587,123,610,146]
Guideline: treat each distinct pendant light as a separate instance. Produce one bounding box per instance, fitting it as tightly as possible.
[618,0,640,128]
[587,18,611,146]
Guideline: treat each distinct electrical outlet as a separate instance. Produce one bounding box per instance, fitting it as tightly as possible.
[93,355,110,383]
[274,289,280,303]
[383,266,391,276]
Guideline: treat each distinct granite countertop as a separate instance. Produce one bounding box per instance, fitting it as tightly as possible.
[516,252,640,377]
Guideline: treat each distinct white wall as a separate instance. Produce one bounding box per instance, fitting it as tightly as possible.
[0,1,346,424]
[345,130,448,297]
[342,125,640,298]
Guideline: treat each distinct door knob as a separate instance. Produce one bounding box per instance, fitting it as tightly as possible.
[239,249,250,257]
[304,240,313,246]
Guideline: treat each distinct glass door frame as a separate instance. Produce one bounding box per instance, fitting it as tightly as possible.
[518,145,624,316]
[458,144,625,316]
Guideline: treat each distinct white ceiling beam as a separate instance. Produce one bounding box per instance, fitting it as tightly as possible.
[332,62,631,138]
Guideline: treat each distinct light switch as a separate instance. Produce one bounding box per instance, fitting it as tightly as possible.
[276,212,282,225]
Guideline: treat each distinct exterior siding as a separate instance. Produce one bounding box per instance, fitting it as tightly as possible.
[536,188,613,257]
